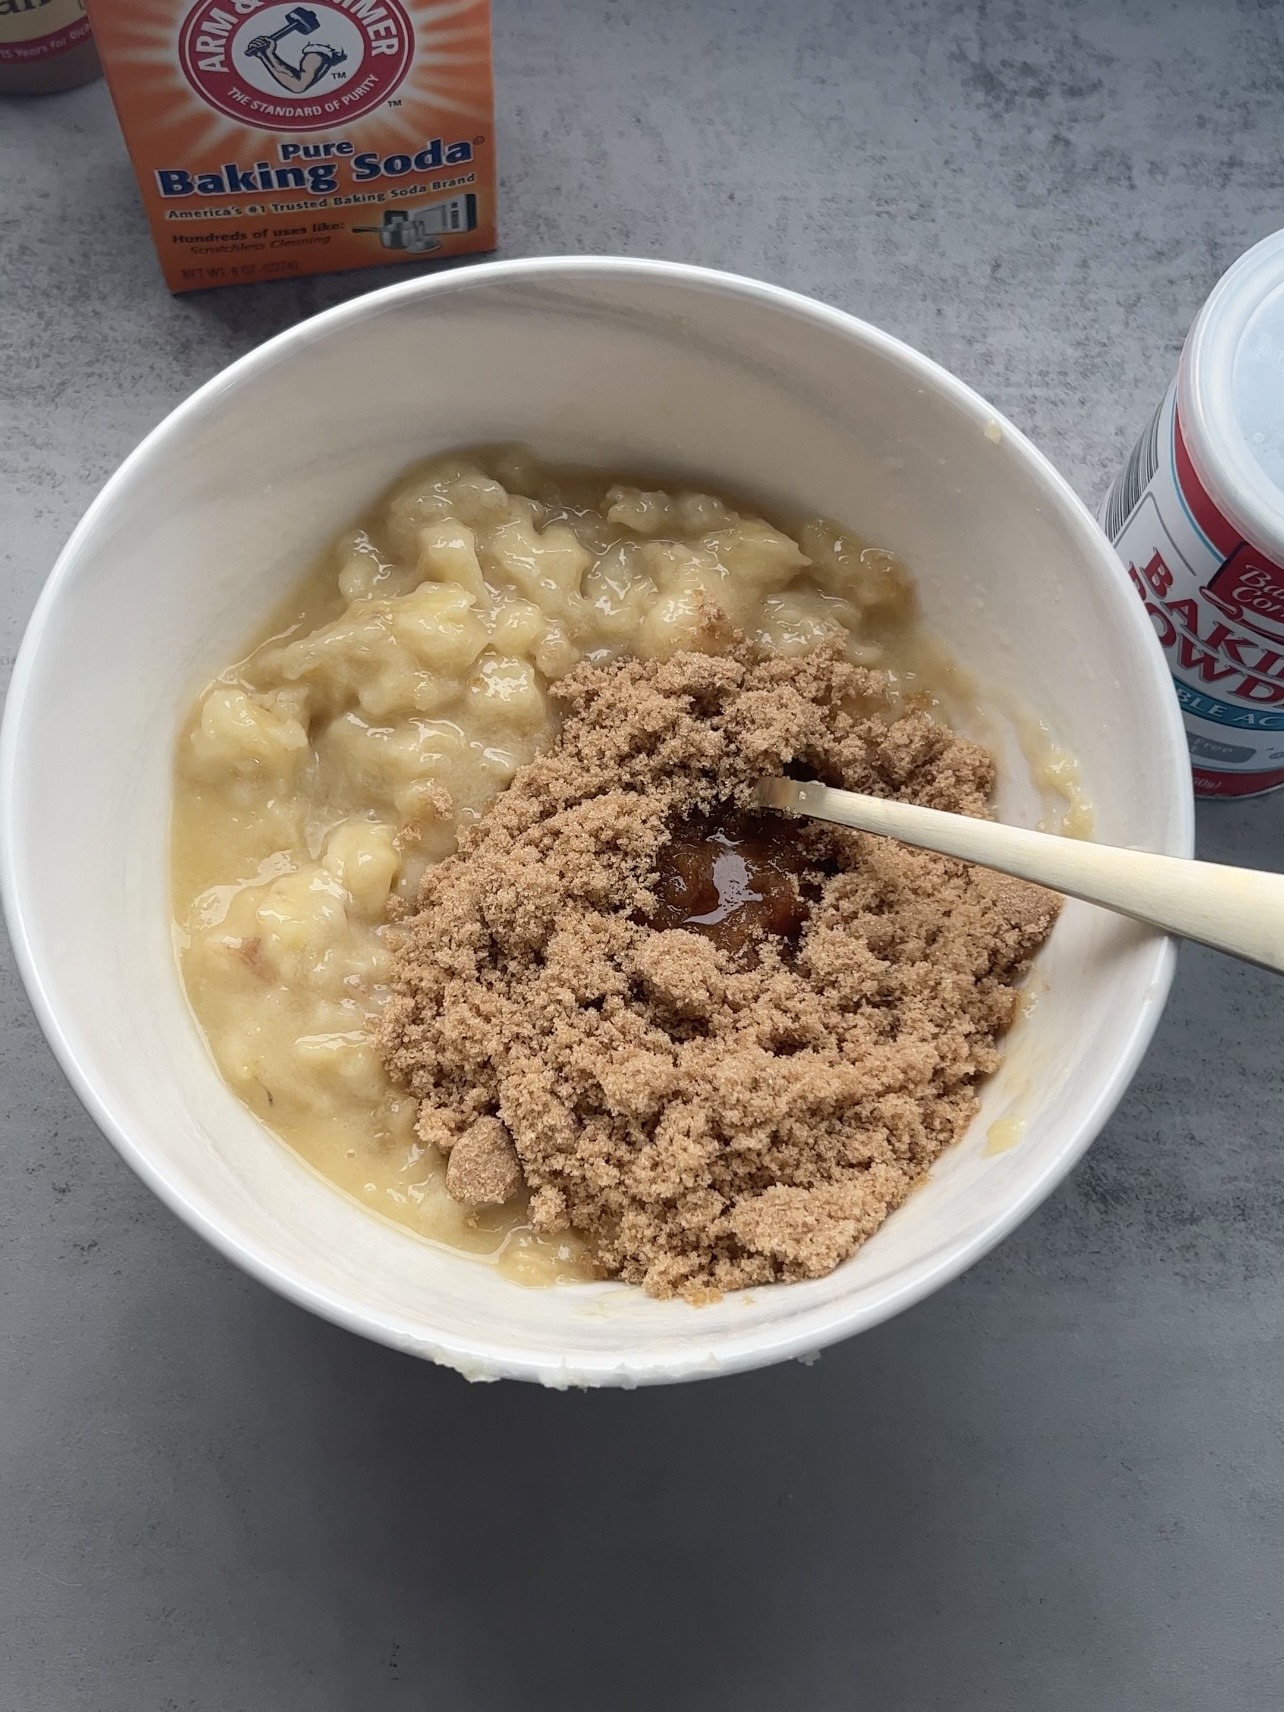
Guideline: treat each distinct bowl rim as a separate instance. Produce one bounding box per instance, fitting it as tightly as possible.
[0,255,1195,1386]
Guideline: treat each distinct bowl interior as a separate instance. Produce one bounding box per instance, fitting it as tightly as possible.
[1,261,1191,1384]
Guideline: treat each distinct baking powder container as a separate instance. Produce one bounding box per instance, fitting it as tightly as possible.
[1101,230,1284,797]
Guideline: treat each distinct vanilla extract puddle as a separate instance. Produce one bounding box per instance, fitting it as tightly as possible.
[648,810,815,958]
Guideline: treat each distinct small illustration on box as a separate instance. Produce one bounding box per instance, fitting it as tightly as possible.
[353,194,477,253]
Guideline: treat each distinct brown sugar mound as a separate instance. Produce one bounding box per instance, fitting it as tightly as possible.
[375,639,1060,1301]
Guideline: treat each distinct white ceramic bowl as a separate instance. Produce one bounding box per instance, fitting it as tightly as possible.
[1,259,1192,1386]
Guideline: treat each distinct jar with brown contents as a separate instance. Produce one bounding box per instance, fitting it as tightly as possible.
[0,0,99,95]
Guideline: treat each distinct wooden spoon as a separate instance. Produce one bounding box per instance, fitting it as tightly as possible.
[756,776,1284,975]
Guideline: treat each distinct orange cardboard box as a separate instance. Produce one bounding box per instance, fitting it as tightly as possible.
[85,0,495,292]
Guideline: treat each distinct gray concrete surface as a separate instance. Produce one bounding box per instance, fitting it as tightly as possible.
[4,0,1284,1706]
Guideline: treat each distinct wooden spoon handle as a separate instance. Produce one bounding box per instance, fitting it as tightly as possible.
[759,777,1284,975]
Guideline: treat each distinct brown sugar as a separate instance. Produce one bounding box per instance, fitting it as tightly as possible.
[375,638,1061,1301]
[443,1117,524,1206]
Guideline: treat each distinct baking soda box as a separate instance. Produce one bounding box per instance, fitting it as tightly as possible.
[86,0,495,292]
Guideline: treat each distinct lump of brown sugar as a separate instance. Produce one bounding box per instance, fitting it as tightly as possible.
[444,1116,524,1207]
[376,637,1060,1302]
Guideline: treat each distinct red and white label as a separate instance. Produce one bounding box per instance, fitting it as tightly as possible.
[1102,381,1284,798]
[178,0,413,131]
[0,0,91,62]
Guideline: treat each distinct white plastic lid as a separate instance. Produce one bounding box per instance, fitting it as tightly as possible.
[1182,228,1284,562]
